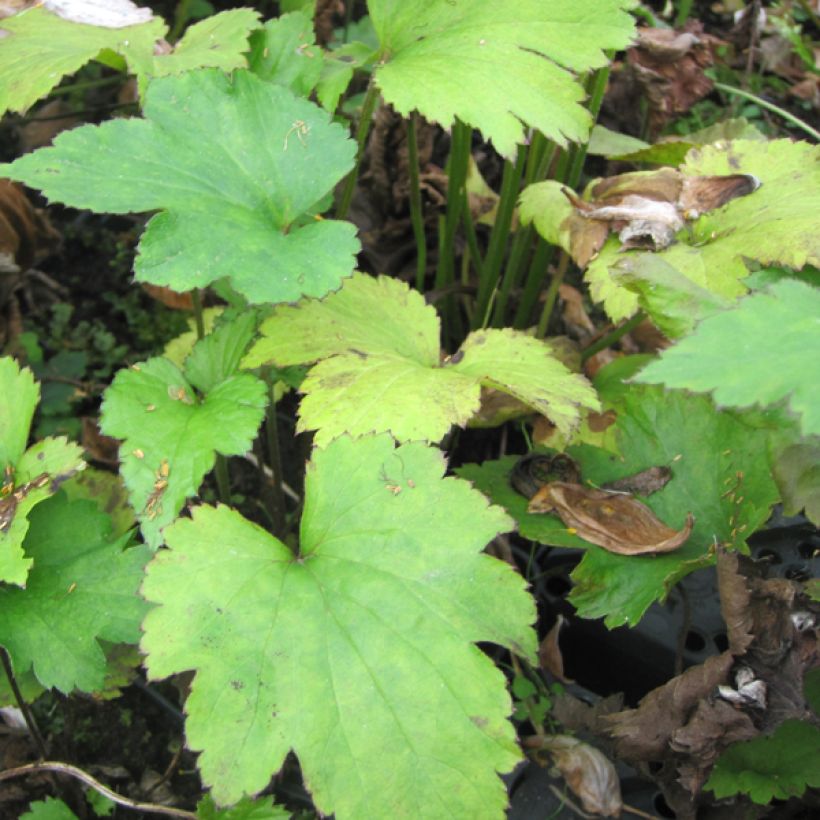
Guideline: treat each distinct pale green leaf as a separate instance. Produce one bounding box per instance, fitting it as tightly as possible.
[452,329,600,438]
[124,10,261,87]
[0,70,359,305]
[612,253,732,337]
[635,280,820,438]
[0,7,164,115]
[706,720,820,804]
[518,180,574,253]
[585,236,640,321]
[587,125,649,157]
[1,436,86,587]
[587,140,820,322]
[142,434,535,815]
[0,356,39,468]
[369,0,636,156]
[247,12,324,97]
[244,274,597,444]
[0,493,150,693]
[100,357,266,548]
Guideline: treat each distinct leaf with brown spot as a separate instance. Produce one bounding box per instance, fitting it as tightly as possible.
[528,481,694,555]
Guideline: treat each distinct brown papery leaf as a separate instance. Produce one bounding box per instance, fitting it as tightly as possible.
[528,481,693,555]
[538,615,573,683]
[539,735,622,817]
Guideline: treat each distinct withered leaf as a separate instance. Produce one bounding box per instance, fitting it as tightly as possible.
[562,167,760,261]
[602,465,671,496]
[527,480,694,555]
[538,735,622,818]
[538,614,573,684]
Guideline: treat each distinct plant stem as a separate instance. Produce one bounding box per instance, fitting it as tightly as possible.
[192,289,230,503]
[191,288,206,340]
[435,119,472,291]
[262,368,287,539]
[336,78,381,220]
[0,762,197,818]
[580,310,647,362]
[46,75,124,99]
[514,236,556,329]
[406,114,428,291]
[1,648,49,760]
[474,146,528,328]
[675,0,694,27]
[713,81,820,141]
[535,250,570,339]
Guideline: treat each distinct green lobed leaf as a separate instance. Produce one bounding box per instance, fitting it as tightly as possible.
[244,274,598,444]
[0,7,164,115]
[0,493,150,694]
[2,436,86,587]
[125,10,261,85]
[706,720,820,804]
[141,434,536,815]
[568,386,778,626]
[0,70,359,305]
[197,795,290,820]
[586,139,820,322]
[20,798,79,820]
[635,280,820,438]
[184,311,261,394]
[247,12,324,97]
[612,253,733,338]
[317,40,376,112]
[461,371,779,627]
[100,357,266,549]
[61,467,136,538]
[369,0,636,157]
[0,357,39,469]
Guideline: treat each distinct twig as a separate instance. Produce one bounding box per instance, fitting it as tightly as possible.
[0,762,197,818]
[713,82,820,142]
[0,649,48,760]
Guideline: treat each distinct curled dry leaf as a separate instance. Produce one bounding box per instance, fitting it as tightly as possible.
[539,734,622,817]
[528,481,694,555]
[562,167,760,264]
[538,614,573,683]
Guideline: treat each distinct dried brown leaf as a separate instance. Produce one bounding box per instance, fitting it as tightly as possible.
[606,652,735,760]
[717,549,755,654]
[527,481,693,555]
[540,735,622,817]
[539,615,573,683]
[564,168,759,257]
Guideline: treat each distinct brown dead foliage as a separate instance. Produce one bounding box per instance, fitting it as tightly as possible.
[603,548,819,817]
[628,23,726,138]
[528,480,693,555]
[562,167,760,265]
